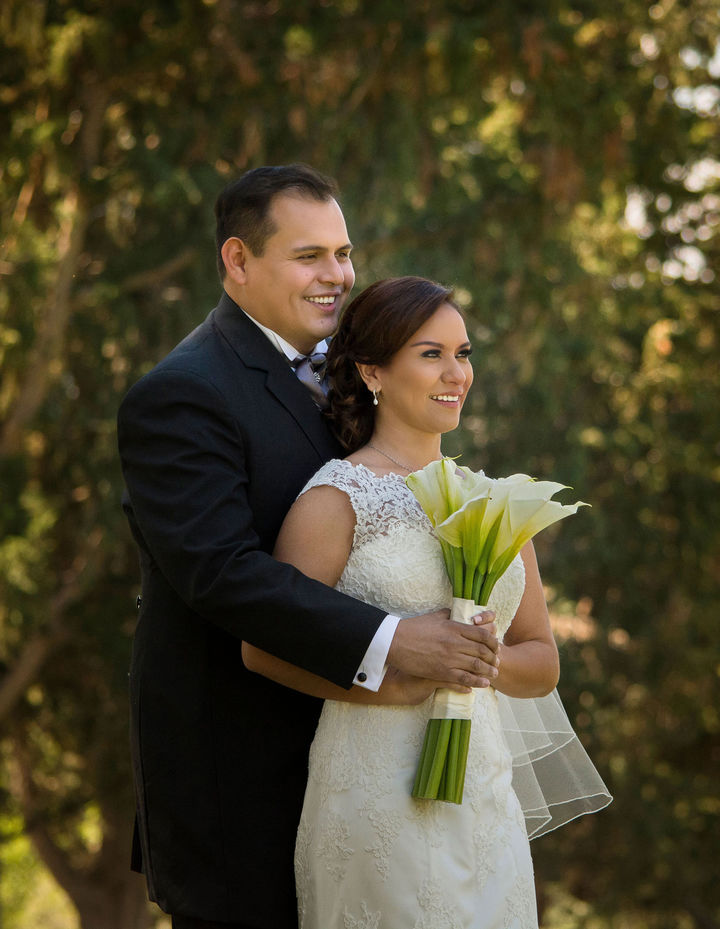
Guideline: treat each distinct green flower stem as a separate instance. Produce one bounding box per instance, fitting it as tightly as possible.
[478,572,500,606]
[413,718,444,797]
[413,717,472,804]
[412,717,441,796]
[437,751,449,799]
[412,718,453,799]
[471,569,483,605]
[440,541,455,581]
[425,719,452,797]
[462,561,475,600]
[453,719,472,804]
[451,547,465,598]
[444,719,461,800]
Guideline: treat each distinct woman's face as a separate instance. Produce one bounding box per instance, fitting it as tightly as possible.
[372,302,473,436]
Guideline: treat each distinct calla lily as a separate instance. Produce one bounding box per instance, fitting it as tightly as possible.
[433,472,587,603]
[407,459,500,518]
[406,458,481,526]
[505,485,587,552]
[407,460,496,585]
[407,458,589,803]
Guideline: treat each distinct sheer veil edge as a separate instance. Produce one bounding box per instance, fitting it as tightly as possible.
[496,689,612,840]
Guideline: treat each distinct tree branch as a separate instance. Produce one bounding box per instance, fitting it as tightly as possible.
[0,84,108,458]
[0,529,104,724]
[0,188,89,457]
[9,728,151,929]
[8,735,91,903]
[0,626,69,722]
[11,150,44,226]
[122,245,199,293]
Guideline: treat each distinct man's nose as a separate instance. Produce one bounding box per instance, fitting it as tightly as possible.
[318,255,346,284]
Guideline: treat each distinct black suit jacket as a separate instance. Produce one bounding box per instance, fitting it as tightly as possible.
[117,294,385,927]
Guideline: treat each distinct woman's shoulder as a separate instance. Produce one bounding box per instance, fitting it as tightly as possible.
[299,458,375,498]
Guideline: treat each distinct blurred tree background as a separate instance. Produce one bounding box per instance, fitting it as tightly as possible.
[1,0,718,927]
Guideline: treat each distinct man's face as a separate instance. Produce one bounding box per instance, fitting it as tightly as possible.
[233,193,355,354]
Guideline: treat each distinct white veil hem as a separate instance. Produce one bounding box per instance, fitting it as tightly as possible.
[496,688,612,840]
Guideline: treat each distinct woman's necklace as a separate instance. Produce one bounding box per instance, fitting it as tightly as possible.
[367,443,440,473]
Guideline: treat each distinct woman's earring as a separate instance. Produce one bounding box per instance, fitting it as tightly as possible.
[372,388,379,406]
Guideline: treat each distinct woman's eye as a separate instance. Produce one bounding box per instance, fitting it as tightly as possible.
[458,348,473,359]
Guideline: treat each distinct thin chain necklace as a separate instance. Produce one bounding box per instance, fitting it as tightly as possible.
[367,443,440,473]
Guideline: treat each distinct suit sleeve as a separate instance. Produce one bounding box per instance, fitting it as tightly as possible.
[117,366,385,688]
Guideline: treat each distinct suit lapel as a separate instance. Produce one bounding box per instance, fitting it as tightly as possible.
[212,293,339,458]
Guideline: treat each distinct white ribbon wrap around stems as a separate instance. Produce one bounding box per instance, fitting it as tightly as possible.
[430,597,484,721]
[429,599,612,837]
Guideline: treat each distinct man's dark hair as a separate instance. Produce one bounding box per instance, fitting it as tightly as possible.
[214,164,339,279]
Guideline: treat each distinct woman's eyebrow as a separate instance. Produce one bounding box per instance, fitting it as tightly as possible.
[409,340,472,348]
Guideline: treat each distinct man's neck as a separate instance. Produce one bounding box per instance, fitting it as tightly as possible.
[238,304,325,360]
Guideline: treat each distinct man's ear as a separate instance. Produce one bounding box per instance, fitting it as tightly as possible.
[221,237,250,285]
[355,362,380,392]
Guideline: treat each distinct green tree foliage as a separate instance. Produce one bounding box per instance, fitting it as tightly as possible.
[1,1,718,927]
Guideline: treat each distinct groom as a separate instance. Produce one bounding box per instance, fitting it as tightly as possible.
[117,164,499,929]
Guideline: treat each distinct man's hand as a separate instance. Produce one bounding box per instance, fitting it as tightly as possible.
[387,609,500,690]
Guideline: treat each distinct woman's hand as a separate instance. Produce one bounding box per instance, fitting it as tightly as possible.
[379,668,472,706]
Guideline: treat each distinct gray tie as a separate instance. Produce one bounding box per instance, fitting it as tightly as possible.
[291,352,329,409]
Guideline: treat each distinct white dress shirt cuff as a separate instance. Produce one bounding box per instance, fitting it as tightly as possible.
[353,614,401,691]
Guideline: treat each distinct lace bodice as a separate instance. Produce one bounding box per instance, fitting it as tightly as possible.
[300,459,525,634]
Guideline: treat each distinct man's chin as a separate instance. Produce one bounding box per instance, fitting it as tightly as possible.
[314,314,342,340]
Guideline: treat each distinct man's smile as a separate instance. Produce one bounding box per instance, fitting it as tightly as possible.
[305,295,340,305]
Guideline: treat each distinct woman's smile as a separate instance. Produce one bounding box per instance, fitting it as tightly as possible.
[370,302,473,436]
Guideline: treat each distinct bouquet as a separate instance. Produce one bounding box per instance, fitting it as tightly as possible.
[407,459,587,804]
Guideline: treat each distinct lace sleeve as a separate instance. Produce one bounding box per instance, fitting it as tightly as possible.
[299,461,432,549]
[297,459,370,515]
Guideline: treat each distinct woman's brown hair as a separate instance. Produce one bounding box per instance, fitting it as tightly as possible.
[326,276,457,452]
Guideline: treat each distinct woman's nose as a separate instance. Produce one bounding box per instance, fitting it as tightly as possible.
[443,358,467,384]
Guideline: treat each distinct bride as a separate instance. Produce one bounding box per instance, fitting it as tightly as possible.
[243,276,610,929]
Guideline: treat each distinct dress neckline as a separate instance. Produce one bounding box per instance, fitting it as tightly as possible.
[338,459,409,483]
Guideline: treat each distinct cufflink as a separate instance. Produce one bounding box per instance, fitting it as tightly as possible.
[357,671,367,683]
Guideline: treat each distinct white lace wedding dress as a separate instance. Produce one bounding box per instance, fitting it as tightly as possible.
[294,460,539,929]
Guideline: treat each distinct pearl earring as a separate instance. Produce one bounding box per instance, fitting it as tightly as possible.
[372,389,379,406]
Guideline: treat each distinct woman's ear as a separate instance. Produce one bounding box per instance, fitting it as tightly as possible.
[221,237,249,284]
[355,362,380,392]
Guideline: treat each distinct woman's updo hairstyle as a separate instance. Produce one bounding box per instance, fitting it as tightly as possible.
[326,276,457,453]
